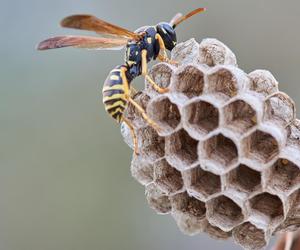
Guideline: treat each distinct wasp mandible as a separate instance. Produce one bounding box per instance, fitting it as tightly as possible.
[37,8,206,154]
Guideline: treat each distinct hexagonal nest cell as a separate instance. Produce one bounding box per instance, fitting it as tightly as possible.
[131,157,154,185]
[267,158,300,193]
[166,129,198,169]
[249,193,284,221]
[204,223,232,240]
[183,166,221,199]
[243,130,279,164]
[147,63,173,91]
[264,93,295,126]
[145,183,172,214]
[233,222,267,250]
[207,195,244,230]
[227,164,261,194]
[137,126,165,160]
[183,100,219,138]
[153,159,183,194]
[120,38,300,249]
[171,192,206,219]
[223,100,257,135]
[173,65,204,98]
[147,96,181,133]
[207,68,238,100]
[202,134,238,170]
[123,92,151,126]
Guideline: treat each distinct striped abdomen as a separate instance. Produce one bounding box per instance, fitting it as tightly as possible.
[102,66,128,123]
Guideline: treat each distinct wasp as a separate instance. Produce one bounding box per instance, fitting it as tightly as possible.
[37,8,206,155]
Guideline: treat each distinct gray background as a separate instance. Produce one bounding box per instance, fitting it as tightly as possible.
[1,0,298,249]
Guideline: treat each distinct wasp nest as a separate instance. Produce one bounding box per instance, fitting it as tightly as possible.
[121,38,300,250]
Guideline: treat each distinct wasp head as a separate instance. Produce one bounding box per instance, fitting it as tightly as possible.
[156,22,177,51]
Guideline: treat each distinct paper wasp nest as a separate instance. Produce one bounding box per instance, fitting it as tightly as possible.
[121,38,300,250]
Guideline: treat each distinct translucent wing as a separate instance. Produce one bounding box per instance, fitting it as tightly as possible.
[60,15,142,40]
[37,35,128,50]
[171,8,206,28]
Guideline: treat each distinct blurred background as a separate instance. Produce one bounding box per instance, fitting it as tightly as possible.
[1,0,299,249]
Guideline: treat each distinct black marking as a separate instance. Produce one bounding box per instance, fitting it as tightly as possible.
[106,105,125,113]
[103,89,124,97]
[104,98,126,106]
[112,111,122,120]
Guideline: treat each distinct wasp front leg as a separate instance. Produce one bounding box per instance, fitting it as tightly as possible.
[141,50,169,94]
[155,34,178,65]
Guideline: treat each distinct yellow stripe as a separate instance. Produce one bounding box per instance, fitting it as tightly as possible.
[103,94,125,102]
[105,100,125,110]
[109,108,124,116]
[102,85,123,92]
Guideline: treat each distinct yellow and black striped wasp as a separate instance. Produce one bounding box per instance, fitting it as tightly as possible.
[37,7,206,154]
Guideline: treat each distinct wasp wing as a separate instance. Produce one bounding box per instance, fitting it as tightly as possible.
[37,36,128,50]
[60,15,142,40]
[171,8,206,28]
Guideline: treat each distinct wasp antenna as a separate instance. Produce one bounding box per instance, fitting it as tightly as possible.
[172,7,206,29]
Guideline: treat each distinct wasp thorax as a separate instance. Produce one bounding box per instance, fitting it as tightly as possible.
[121,38,300,250]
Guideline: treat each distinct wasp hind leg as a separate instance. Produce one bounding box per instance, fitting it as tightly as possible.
[122,116,139,156]
[120,66,161,133]
[128,97,161,132]
[141,50,169,94]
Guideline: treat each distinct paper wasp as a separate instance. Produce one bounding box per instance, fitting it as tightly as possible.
[37,8,206,155]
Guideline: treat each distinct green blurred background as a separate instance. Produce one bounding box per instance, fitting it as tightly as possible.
[1,0,299,249]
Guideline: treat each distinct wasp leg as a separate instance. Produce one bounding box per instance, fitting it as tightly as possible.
[128,97,161,132]
[119,66,161,132]
[122,116,139,156]
[155,34,178,65]
[141,50,169,94]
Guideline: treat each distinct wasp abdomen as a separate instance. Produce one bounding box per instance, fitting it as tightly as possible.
[102,66,128,123]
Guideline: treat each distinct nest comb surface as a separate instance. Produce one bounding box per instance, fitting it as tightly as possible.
[121,38,300,250]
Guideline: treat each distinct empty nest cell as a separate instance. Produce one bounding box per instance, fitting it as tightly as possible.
[166,129,198,169]
[154,159,184,194]
[243,130,279,164]
[207,68,238,100]
[268,158,300,193]
[147,96,181,134]
[145,183,172,214]
[183,166,221,199]
[207,195,244,230]
[147,63,173,91]
[137,126,165,161]
[233,222,267,250]
[227,164,261,194]
[183,100,219,138]
[173,65,204,98]
[223,99,257,135]
[131,157,154,186]
[202,134,238,170]
[171,192,206,219]
[249,192,284,221]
